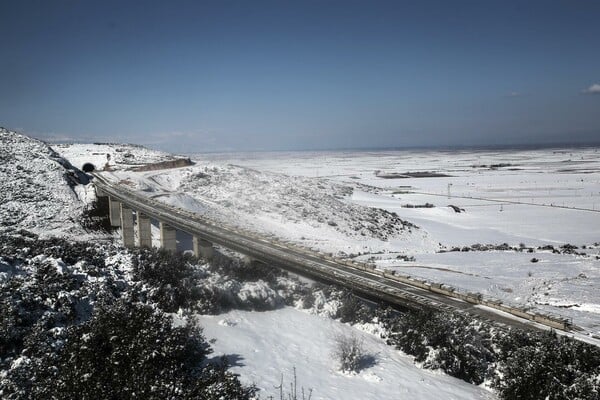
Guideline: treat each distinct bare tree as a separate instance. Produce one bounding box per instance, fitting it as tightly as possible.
[270,367,313,400]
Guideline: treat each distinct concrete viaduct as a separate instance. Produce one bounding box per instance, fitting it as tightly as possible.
[104,193,214,259]
[93,174,578,335]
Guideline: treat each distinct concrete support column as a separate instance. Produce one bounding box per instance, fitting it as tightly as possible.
[136,212,152,248]
[109,197,121,227]
[159,222,177,252]
[193,236,214,259]
[120,204,134,248]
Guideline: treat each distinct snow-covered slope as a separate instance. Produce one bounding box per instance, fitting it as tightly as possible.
[199,308,495,400]
[0,128,88,237]
[101,163,439,256]
[54,142,179,172]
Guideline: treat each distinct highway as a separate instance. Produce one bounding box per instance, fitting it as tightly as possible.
[93,174,567,333]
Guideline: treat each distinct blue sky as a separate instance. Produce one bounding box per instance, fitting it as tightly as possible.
[1,0,599,152]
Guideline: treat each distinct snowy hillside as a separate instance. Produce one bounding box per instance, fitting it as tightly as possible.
[54,142,179,172]
[99,164,438,256]
[0,128,89,237]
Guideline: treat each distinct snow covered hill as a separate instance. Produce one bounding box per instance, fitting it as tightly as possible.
[94,163,439,257]
[53,142,179,172]
[0,128,89,238]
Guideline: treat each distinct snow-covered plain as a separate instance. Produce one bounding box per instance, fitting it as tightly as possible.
[198,148,600,337]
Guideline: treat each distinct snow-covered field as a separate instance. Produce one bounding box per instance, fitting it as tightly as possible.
[198,307,494,400]
[194,148,600,338]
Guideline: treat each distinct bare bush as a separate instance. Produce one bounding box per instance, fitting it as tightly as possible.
[332,333,372,373]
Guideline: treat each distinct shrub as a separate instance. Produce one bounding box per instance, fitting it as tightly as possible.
[0,233,255,399]
[80,197,112,232]
[131,248,204,312]
[332,333,372,373]
[382,309,494,384]
[492,330,600,400]
[5,300,255,399]
[337,291,371,323]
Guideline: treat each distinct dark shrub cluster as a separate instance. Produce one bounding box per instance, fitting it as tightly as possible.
[0,233,108,268]
[131,248,299,314]
[493,330,600,400]
[0,232,255,399]
[3,300,255,399]
[336,290,372,324]
[80,197,113,233]
[381,308,495,384]
[208,252,286,285]
[131,248,206,312]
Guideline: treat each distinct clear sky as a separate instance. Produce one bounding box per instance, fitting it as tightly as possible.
[1,0,599,152]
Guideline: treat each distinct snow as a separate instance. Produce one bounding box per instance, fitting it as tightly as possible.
[195,148,600,337]
[198,307,495,400]
[53,142,177,172]
[0,128,88,238]
[50,139,600,393]
[96,162,439,258]
[53,142,600,336]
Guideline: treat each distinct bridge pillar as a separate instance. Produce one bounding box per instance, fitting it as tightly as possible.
[136,212,152,248]
[119,204,134,248]
[109,197,121,227]
[159,222,177,252]
[193,236,213,259]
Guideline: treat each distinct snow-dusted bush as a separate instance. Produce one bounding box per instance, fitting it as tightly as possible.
[332,333,371,373]
[236,280,283,311]
[492,330,600,400]
[4,300,255,399]
[208,253,284,285]
[131,248,204,312]
[80,196,112,232]
[337,291,371,323]
[382,308,494,384]
[0,232,256,399]
[131,247,303,314]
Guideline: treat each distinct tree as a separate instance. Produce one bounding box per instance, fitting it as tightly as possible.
[22,300,254,399]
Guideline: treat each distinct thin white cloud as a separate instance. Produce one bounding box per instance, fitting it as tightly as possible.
[508,91,521,97]
[582,83,600,94]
